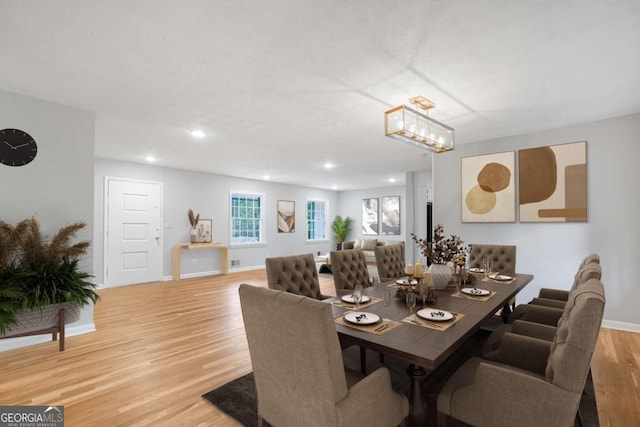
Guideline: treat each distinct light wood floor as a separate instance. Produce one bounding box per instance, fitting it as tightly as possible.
[0,270,637,426]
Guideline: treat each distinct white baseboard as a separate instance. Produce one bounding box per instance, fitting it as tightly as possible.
[602,319,640,333]
[0,323,96,352]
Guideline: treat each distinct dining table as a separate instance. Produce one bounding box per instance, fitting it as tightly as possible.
[331,272,534,427]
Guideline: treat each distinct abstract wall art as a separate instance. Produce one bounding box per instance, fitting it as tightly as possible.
[519,141,587,222]
[362,198,378,235]
[461,151,516,222]
[381,196,400,235]
[277,200,295,233]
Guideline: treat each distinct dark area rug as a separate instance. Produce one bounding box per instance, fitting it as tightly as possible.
[202,330,599,426]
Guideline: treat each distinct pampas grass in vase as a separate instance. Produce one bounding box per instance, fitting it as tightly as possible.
[188,209,200,243]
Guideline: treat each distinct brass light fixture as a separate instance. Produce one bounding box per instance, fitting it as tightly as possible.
[384,96,455,153]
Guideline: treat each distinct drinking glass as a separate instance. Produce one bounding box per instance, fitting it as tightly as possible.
[353,284,363,310]
[483,258,493,279]
[461,267,469,285]
[406,292,417,315]
[420,282,428,307]
[382,288,392,319]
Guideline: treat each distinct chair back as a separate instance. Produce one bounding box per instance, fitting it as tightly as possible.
[545,278,605,394]
[265,253,324,299]
[468,244,516,275]
[330,249,370,293]
[579,253,600,268]
[569,263,602,293]
[239,284,349,426]
[374,244,405,280]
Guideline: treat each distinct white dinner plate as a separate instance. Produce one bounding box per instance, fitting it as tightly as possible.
[489,273,513,281]
[468,267,485,273]
[417,308,454,322]
[343,312,381,325]
[461,287,491,297]
[395,279,418,286]
[341,294,371,304]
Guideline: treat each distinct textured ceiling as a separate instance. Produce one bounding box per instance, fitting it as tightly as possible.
[1,1,639,190]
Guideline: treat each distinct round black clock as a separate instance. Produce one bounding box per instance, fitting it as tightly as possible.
[0,128,38,167]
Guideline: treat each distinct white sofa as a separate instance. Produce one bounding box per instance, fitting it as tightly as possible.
[341,239,404,263]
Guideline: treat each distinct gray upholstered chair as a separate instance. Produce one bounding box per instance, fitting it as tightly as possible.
[508,263,602,323]
[438,278,605,427]
[468,243,517,320]
[484,263,602,353]
[239,284,409,427]
[330,249,371,294]
[265,253,329,300]
[374,244,405,281]
[468,244,516,275]
[529,254,600,309]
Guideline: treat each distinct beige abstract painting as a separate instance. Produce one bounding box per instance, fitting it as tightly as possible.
[461,151,515,222]
[519,141,587,222]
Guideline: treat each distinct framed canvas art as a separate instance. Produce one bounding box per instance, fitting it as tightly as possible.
[519,141,587,222]
[461,151,516,222]
[361,198,378,235]
[277,200,295,233]
[194,219,212,243]
[381,196,400,235]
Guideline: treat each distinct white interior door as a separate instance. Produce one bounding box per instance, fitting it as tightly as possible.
[105,178,162,287]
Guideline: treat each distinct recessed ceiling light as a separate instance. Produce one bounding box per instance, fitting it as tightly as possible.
[145,155,156,162]
[190,129,205,138]
[324,162,334,169]
[388,178,396,183]
[263,175,270,180]
[332,185,338,190]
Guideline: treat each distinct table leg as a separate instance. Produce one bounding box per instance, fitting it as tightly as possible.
[501,302,512,323]
[406,364,427,427]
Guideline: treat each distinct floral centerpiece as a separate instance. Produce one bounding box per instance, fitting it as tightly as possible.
[411,224,465,289]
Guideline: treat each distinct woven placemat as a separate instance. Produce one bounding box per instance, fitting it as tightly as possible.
[451,289,497,302]
[334,315,403,335]
[401,311,465,331]
[331,296,382,310]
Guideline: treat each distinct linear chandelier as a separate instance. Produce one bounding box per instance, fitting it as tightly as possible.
[384,96,455,153]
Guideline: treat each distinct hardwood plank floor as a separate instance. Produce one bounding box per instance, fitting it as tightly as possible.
[0,269,637,426]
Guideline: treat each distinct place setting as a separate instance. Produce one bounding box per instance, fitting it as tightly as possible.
[334,311,403,335]
[331,290,382,310]
[452,286,496,301]
[401,307,465,331]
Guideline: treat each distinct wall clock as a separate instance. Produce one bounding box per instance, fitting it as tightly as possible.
[0,128,38,167]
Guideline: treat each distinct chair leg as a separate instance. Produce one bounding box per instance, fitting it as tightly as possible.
[58,308,66,352]
[360,346,367,374]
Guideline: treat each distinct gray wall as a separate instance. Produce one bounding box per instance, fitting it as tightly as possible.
[94,159,338,283]
[0,90,96,351]
[433,113,640,330]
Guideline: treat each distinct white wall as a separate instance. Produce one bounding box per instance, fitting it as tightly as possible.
[433,113,640,330]
[94,159,338,283]
[0,90,96,351]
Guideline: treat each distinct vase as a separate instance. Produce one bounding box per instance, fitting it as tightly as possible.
[429,263,452,290]
[190,228,197,243]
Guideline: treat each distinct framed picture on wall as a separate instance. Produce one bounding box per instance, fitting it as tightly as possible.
[519,141,587,222]
[362,198,378,235]
[194,219,212,243]
[381,196,400,235]
[461,151,516,222]
[277,200,295,233]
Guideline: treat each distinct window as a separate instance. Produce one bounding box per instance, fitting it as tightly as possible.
[306,200,328,241]
[230,192,264,245]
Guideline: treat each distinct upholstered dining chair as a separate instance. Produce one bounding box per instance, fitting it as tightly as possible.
[265,253,329,300]
[507,263,602,324]
[330,249,371,295]
[468,243,517,320]
[239,284,409,427]
[483,263,602,353]
[374,244,405,281]
[528,254,600,309]
[437,278,605,427]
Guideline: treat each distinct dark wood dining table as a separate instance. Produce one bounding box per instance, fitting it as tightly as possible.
[331,273,534,427]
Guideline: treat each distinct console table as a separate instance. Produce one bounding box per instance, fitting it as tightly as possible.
[172,242,229,281]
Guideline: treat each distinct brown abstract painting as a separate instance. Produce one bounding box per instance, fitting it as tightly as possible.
[461,151,515,222]
[519,141,587,222]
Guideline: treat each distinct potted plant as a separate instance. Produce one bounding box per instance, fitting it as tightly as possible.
[0,218,99,345]
[331,215,352,250]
